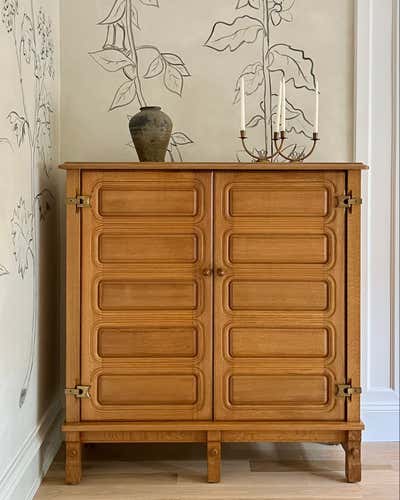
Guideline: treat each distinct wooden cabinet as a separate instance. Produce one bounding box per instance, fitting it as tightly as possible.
[61,162,366,485]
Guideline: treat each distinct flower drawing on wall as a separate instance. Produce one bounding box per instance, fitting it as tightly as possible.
[1,0,56,407]
[205,0,317,160]
[90,0,193,161]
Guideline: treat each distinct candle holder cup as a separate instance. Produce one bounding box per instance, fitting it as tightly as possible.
[239,130,319,163]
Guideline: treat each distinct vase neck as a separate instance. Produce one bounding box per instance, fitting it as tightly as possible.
[140,106,161,111]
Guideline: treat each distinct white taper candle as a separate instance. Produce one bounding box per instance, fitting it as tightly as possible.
[275,80,282,133]
[281,77,286,132]
[314,79,319,134]
[240,77,246,131]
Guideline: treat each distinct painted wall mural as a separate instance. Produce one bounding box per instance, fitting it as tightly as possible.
[60,1,353,163]
[90,0,194,161]
[205,0,317,160]
[1,0,56,407]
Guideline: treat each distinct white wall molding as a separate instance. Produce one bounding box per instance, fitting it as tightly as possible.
[0,401,63,500]
[355,0,399,441]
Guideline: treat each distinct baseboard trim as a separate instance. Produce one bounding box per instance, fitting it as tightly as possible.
[0,399,63,500]
[362,404,400,441]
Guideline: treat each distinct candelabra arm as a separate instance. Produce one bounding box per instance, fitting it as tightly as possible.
[240,130,285,162]
[240,130,264,161]
[278,132,319,162]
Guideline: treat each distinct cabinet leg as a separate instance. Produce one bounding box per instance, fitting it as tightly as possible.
[344,431,361,483]
[65,441,82,485]
[207,431,221,483]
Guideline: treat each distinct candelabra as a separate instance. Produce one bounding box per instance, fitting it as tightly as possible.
[240,130,319,163]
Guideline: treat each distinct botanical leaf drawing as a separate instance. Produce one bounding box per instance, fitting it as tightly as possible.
[11,198,33,279]
[236,0,261,9]
[170,131,193,146]
[266,43,316,91]
[233,62,264,102]
[144,55,164,78]
[7,112,29,147]
[99,0,126,24]
[205,0,318,159]
[0,137,14,151]
[0,264,9,276]
[90,0,193,161]
[205,16,264,52]
[246,114,264,128]
[110,80,137,110]
[139,0,159,7]
[89,49,132,72]
[2,0,56,407]
[164,64,183,96]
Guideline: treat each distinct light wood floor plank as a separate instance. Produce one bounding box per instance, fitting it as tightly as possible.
[35,442,399,500]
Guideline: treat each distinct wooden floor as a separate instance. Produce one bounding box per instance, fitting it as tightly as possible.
[35,442,399,499]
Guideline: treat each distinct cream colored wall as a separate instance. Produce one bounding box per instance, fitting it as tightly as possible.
[0,0,62,497]
[60,0,354,163]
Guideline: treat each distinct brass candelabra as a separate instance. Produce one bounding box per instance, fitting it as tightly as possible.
[240,130,319,163]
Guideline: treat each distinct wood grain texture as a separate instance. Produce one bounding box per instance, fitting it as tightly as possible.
[213,171,346,421]
[65,442,82,485]
[60,162,368,171]
[65,170,81,423]
[80,171,213,421]
[62,421,364,432]
[207,431,221,483]
[61,165,364,485]
[37,442,396,499]
[346,170,362,422]
[344,430,362,482]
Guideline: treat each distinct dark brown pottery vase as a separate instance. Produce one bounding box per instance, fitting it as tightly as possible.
[129,106,173,162]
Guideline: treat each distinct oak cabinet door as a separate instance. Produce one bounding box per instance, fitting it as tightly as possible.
[81,171,212,421]
[214,171,346,421]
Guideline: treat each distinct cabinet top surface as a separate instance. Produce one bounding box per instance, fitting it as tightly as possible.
[60,162,368,171]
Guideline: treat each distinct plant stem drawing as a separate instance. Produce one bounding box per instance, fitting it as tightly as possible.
[205,0,317,160]
[2,0,56,407]
[90,0,193,161]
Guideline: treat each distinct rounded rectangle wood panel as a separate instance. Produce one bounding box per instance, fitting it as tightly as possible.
[99,187,198,217]
[97,327,199,358]
[98,279,200,311]
[98,374,199,406]
[228,280,330,311]
[89,175,207,224]
[228,187,329,217]
[228,234,330,265]
[228,374,330,407]
[227,327,331,359]
[98,233,200,264]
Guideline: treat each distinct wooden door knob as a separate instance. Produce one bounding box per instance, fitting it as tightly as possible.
[202,268,212,277]
[216,268,225,277]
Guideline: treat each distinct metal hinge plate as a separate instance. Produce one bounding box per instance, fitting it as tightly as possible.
[336,384,362,399]
[66,195,91,208]
[337,193,362,212]
[65,385,90,399]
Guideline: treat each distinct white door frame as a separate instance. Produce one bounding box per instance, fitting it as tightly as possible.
[355,0,399,441]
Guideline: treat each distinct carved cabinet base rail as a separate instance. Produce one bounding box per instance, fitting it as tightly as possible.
[61,162,367,484]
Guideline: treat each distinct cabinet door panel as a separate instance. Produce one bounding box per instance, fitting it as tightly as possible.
[81,171,212,421]
[214,171,346,421]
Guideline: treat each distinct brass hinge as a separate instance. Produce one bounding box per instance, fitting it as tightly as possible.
[337,193,362,212]
[336,384,362,399]
[66,195,91,208]
[65,385,90,399]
